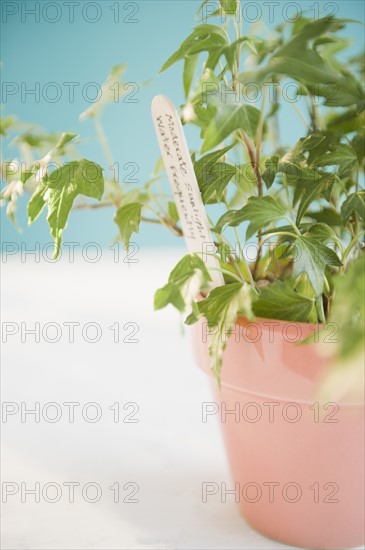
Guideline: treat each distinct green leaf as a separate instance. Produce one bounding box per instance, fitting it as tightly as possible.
[53,132,78,154]
[352,135,365,166]
[186,282,254,383]
[27,159,104,258]
[293,273,318,323]
[253,280,314,322]
[166,29,256,77]
[286,236,342,296]
[183,54,199,97]
[194,145,233,179]
[188,102,216,131]
[327,108,365,133]
[262,156,279,189]
[278,133,334,180]
[313,143,358,175]
[189,67,220,105]
[341,193,365,221]
[13,131,59,150]
[215,196,288,238]
[305,223,340,245]
[223,37,259,71]
[27,182,48,224]
[194,145,235,203]
[296,175,333,225]
[114,202,142,246]
[160,24,228,73]
[154,254,212,313]
[53,159,104,199]
[201,162,236,203]
[20,169,34,184]
[202,97,260,152]
[20,131,77,161]
[307,208,343,226]
[167,201,179,223]
[238,17,365,109]
[219,0,238,15]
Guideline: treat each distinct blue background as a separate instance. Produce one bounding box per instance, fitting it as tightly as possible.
[1,0,364,251]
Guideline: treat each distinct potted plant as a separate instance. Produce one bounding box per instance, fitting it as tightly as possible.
[1,2,364,549]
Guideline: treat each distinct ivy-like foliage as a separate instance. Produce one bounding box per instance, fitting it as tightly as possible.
[154,6,364,383]
[1,4,364,387]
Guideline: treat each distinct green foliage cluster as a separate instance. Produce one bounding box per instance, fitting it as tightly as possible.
[1,2,364,384]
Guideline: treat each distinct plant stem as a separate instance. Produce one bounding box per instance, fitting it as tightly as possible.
[309,95,319,132]
[324,275,331,296]
[260,230,298,242]
[145,205,183,237]
[233,227,241,258]
[73,201,180,233]
[255,88,266,180]
[210,267,244,285]
[218,60,229,87]
[148,191,169,218]
[211,223,257,291]
[271,78,280,150]
[285,216,302,237]
[342,229,365,270]
[233,14,241,76]
[238,130,263,195]
[315,296,326,323]
[94,116,114,172]
[235,131,263,280]
[223,198,241,260]
[252,89,267,278]
[74,201,113,210]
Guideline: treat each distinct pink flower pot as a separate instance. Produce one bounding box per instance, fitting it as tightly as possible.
[192,316,364,549]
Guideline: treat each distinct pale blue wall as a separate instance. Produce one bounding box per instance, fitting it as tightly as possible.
[1,1,364,251]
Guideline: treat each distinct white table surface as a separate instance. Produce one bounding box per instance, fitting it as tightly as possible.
[1,249,362,550]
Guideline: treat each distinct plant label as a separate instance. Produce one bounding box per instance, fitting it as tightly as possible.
[151,95,224,287]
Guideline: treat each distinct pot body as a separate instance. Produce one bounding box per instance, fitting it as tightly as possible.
[192,317,364,549]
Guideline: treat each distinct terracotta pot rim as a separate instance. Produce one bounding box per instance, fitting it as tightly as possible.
[234,314,320,329]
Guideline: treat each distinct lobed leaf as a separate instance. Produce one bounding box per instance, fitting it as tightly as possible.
[160,24,228,73]
[194,146,236,203]
[114,202,142,246]
[186,282,255,383]
[215,196,288,238]
[341,192,365,221]
[202,97,260,152]
[285,236,342,297]
[238,17,365,110]
[253,280,314,322]
[154,254,212,313]
[27,159,104,258]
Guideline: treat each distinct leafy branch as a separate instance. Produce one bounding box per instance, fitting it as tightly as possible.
[1,2,364,386]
